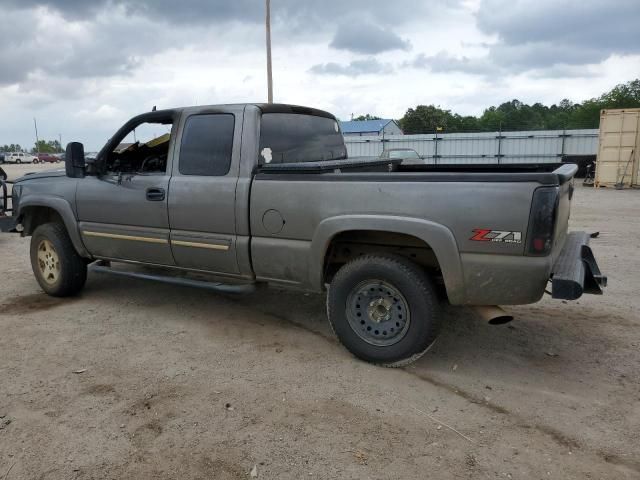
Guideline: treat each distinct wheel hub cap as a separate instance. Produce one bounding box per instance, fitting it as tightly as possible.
[347,280,410,347]
[368,298,392,323]
[37,239,60,285]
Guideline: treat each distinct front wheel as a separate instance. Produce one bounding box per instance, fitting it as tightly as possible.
[30,222,87,297]
[327,255,441,367]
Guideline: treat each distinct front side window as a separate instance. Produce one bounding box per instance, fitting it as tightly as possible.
[259,113,347,164]
[106,120,173,174]
[179,114,235,176]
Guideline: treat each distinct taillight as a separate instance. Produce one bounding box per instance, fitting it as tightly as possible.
[526,187,559,256]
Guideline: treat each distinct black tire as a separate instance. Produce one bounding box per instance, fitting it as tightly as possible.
[327,255,440,367]
[16,159,21,164]
[30,222,87,297]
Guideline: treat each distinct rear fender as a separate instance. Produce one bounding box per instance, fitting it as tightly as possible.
[310,215,465,304]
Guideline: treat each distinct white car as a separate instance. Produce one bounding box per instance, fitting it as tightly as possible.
[5,152,37,164]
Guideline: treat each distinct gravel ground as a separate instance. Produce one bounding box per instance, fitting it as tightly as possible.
[1,163,639,479]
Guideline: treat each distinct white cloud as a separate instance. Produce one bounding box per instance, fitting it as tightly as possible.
[0,1,638,150]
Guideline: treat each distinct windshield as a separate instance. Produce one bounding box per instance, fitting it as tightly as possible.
[259,113,347,164]
[388,150,420,159]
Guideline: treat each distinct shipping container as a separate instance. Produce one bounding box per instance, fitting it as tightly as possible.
[595,108,640,188]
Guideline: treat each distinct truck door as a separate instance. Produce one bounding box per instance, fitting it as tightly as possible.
[168,109,243,275]
[76,114,176,265]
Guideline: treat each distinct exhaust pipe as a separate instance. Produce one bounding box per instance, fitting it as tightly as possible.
[472,305,514,325]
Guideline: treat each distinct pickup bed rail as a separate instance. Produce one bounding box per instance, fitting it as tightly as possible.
[257,163,578,186]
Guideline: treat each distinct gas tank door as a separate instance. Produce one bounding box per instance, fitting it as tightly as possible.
[262,209,285,234]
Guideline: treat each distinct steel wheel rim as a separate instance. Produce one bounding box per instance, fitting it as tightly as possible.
[346,279,411,346]
[37,239,60,285]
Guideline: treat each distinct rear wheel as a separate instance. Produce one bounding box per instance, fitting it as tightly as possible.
[327,255,440,367]
[30,222,87,297]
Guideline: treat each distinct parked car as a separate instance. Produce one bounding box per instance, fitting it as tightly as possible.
[380,148,422,163]
[4,152,37,164]
[0,103,607,366]
[35,153,61,164]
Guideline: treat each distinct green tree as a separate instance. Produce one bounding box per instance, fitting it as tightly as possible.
[0,144,23,152]
[399,78,640,133]
[32,140,63,154]
[399,105,458,133]
[352,114,382,121]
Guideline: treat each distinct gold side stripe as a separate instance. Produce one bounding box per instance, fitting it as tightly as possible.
[83,231,168,244]
[171,240,230,251]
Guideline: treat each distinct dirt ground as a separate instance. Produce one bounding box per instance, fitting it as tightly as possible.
[1,163,639,479]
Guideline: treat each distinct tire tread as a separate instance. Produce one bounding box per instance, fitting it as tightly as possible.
[327,254,440,367]
[30,222,87,297]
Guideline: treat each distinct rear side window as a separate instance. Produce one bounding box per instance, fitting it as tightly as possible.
[179,114,234,176]
[259,113,346,164]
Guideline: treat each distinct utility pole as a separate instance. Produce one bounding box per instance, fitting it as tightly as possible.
[33,118,40,155]
[265,0,273,103]
[59,133,62,150]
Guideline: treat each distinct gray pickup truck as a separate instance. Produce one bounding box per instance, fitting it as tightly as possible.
[0,103,606,366]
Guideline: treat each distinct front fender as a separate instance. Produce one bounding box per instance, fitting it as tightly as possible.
[18,195,90,258]
[309,215,465,304]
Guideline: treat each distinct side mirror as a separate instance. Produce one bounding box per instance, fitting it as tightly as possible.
[65,142,85,178]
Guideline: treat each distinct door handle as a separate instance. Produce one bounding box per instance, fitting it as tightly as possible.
[146,187,165,201]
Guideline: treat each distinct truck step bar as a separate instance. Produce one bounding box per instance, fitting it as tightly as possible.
[89,262,256,294]
[551,231,607,300]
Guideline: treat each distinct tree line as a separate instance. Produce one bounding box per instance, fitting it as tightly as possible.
[353,79,640,134]
[0,140,63,154]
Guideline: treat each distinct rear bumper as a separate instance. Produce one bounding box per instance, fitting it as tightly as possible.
[551,231,607,300]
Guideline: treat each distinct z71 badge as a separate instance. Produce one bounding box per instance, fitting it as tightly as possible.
[470,229,522,244]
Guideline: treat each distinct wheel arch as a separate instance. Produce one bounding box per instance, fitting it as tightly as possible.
[309,215,465,304]
[18,197,90,258]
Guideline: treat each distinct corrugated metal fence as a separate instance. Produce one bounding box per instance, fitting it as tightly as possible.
[345,129,599,164]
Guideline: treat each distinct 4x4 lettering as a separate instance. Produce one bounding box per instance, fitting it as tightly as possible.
[471,229,522,244]
[470,229,492,241]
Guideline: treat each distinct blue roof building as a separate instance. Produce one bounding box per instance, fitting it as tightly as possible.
[340,119,403,137]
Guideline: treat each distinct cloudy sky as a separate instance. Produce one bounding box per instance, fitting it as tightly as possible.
[1,0,639,150]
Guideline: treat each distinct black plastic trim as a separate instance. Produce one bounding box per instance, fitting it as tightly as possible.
[256,162,577,185]
[551,231,607,300]
[255,103,336,119]
[258,158,400,173]
[256,171,562,184]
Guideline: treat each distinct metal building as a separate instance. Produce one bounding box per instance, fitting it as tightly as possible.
[344,129,599,165]
[340,119,403,137]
